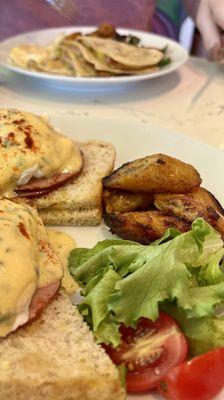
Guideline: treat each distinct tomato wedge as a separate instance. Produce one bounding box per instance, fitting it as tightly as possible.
[158,348,224,400]
[103,313,188,392]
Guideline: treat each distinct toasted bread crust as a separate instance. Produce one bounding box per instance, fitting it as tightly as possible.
[0,293,125,400]
[39,208,102,226]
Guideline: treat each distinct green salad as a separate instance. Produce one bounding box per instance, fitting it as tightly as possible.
[68,218,224,356]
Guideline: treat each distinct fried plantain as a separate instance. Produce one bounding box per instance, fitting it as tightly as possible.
[103,188,154,213]
[104,211,190,244]
[155,190,206,221]
[154,187,224,237]
[103,154,201,194]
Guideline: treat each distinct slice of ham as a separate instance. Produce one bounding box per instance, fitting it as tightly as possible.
[16,188,55,199]
[29,280,60,321]
[16,170,80,198]
[16,171,79,192]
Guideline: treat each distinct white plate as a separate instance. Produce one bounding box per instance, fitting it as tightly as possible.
[0,27,188,91]
[47,113,223,400]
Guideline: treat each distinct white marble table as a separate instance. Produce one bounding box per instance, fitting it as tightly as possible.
[0,56,224,149]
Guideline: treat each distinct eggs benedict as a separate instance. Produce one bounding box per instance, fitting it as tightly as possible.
[0,109,83,198]
[0,198,64,337]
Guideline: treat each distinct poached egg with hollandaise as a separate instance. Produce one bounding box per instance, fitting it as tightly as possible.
[0,198,65,337]
[0,198,77,337]
[0,109,83,198]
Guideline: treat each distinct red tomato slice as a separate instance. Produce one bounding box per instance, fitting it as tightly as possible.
[158,348,224,400]
[103,313,188,393]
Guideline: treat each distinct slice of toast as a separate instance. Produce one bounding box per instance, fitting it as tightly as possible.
[36,141,115,226]
[39,208,102,226]
[0,292,125,400]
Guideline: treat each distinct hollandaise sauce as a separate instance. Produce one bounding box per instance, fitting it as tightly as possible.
[0,199,63,337]
[47,230,79,294]
[0,109,82,196]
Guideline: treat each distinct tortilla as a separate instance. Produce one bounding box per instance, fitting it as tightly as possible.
[58,42,97,77]
[9,45,49,69]
[9,44,73,76]
[66,40,125,75]
[78,36,164,69]
[73,40,157,75]
[28,58,73,76]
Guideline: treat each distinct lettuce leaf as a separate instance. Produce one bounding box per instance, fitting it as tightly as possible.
[163,304,224,356]
[69,218,224,347]
[196,248,224,285]
[95,314,121,347]
[69,239,141,284]
[83,268,120,331]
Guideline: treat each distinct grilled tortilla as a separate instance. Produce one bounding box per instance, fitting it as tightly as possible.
[78,36,164,70]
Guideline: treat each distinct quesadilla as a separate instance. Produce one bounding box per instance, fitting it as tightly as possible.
[9,24,170,78]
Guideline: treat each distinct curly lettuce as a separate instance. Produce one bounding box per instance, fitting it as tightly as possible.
[69,219,224,348]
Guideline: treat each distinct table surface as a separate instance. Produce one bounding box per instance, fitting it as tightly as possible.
[0,56,223,150]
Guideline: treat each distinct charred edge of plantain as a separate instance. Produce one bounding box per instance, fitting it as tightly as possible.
[103,211,191,245]
[103,211,156,244]
[204,189,224,216]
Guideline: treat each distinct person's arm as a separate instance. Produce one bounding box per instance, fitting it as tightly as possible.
[183,0,224,60]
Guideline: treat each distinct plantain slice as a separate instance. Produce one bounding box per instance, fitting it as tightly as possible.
[103,154,201,194]
[154,187,224,238]
[104,211,190,244]
[103,188,154,213]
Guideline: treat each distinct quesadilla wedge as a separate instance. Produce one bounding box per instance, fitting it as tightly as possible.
[69,40,158,75]
[78,36,164,70]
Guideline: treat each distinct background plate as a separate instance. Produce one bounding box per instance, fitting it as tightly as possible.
[0,27,188,91]
[47,114,223,400]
